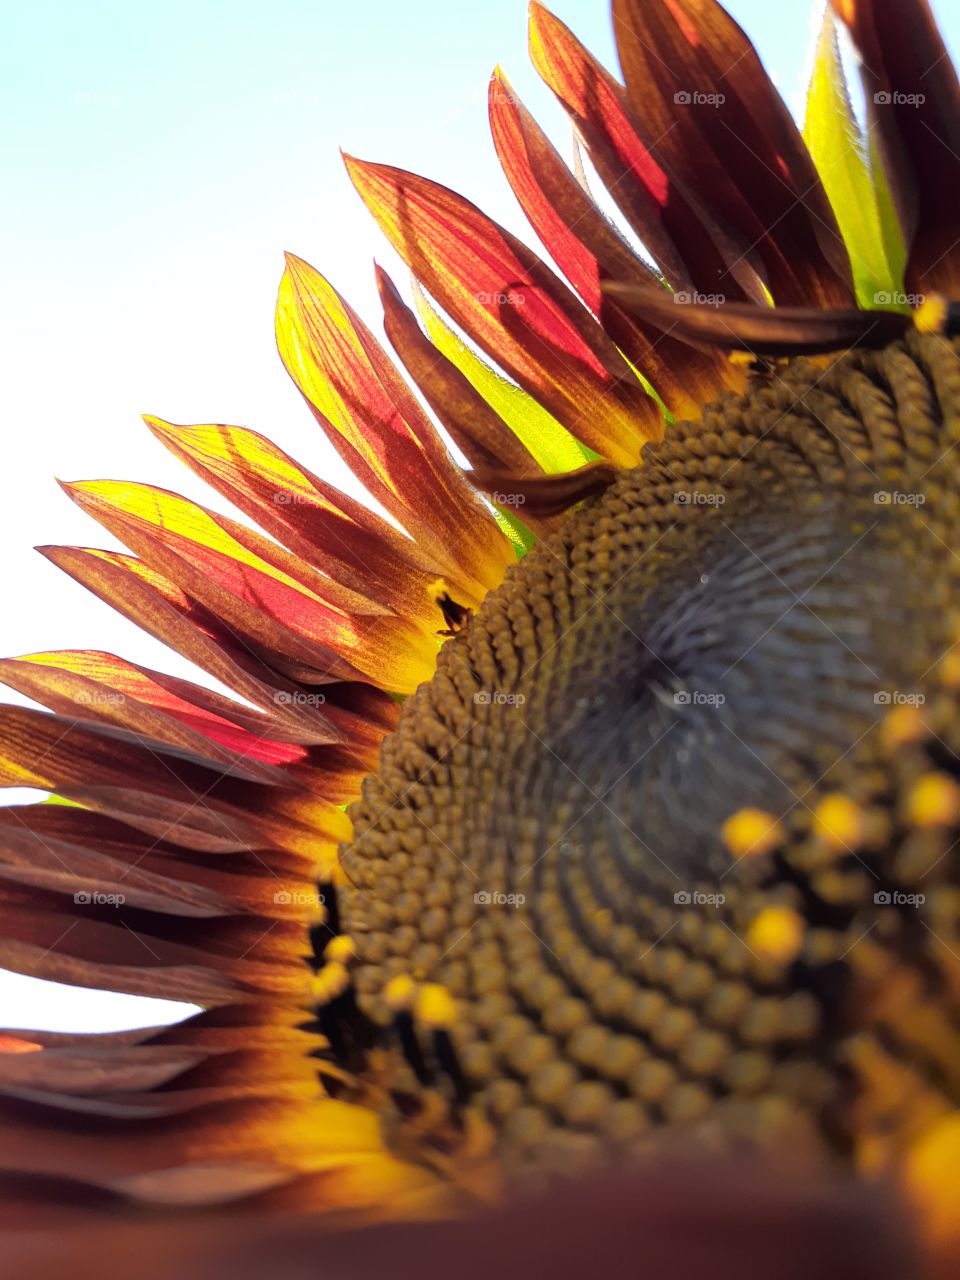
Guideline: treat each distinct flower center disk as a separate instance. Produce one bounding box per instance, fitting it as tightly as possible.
[325,334,960,1180]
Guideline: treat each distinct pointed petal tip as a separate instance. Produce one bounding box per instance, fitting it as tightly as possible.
[142,414,177,437]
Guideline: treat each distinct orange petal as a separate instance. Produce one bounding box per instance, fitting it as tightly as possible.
[60,481,437,695]
[276,254,512,603]
[144,417,447,627]
[36,547,367,736]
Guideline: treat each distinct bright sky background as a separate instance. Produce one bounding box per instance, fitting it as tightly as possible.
[1,0,957,1032]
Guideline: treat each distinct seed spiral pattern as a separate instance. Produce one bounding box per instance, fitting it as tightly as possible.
[317,332,960,1183]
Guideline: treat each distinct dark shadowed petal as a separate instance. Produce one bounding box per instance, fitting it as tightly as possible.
[831,0,960,294]
[611,0,855,307]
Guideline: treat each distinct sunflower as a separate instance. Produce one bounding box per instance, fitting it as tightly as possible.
[2,0,959,1274]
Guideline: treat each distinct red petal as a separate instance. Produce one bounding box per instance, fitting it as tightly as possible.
[37,547,359,737]
[610,0,854,307]
[489,69,740,418]
[344,154,662,465]
[527,1,768,305]
[0,652,308,772]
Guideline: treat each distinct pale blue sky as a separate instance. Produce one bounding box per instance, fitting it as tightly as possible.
[0,1,957,1030]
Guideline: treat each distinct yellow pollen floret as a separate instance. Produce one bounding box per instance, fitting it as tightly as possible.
[721,808,784,860]
[311,961,349,1005]
[306,900,327,927]
[415,983,457,1030]
[325,934,355,964]
[903,1112,960,1256]
[747,906,806,965]
[913,292,949,335]
[384,974,417,1012]
[906,773,960,829]
[881,705,929,753]
[941,650,960,689]
[813,793,866,852]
